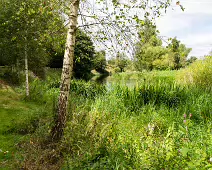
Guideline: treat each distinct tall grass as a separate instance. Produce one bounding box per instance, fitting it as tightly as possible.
[26,69,211,169]
[63,79,212,169]
[2,68,211,169]
[111,70,177,81]
[177,56,212,90]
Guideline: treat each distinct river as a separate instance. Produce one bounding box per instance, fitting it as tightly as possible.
[91,74,139,88]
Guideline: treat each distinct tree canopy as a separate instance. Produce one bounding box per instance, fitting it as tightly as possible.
[48,29,98,79]
[134,22,192,71]
[0,0,60,77]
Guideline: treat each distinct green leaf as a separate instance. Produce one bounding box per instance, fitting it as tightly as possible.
[181,147,189,157]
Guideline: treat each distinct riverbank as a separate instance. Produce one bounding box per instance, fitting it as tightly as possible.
[0,70,212,169]
[0,88,50,169]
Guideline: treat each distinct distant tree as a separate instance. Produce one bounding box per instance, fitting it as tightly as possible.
[168,37,180,69]
[186,56,197,65]
[94,50,107,73]
[116,52,128,72]
[134,19,167,71]
[107,58,116,66]
[135,33,191,71]
[73,30,95,79]
[152,53,174,70]
[168,37,192,69]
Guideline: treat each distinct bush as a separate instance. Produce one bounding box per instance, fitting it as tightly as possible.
[70,80,106,98]
[63,80,212,169]
[28,78,106,104]
[0,67,25,85]
[28,79,59,103]
[177,56,212,90]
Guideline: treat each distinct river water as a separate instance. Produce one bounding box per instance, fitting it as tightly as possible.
[91,74,139,88]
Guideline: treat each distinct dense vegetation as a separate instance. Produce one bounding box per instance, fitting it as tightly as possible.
[0,0,212,169]
[1,66,212,169]
[0,0,107,81]
[133,20,192,71]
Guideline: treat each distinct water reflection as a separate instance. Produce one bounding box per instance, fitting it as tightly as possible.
[91,74,139,88]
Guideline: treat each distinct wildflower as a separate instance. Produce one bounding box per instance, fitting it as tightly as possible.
[4,151,8,155]
[209,157,212,162]
[189,113,192,118]
[183,120,186,124]
[183,114,187,118]
[148,123,155,131]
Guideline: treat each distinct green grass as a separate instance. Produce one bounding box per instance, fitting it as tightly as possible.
[108,70,177,86]
[177,56,212,89]
[61,71,212,169]
[1,69,212,169]
[0,89,50,169]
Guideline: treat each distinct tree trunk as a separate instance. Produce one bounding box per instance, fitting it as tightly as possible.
[25,43,29,97]
[51,0,80,141]
[16,58,20,85]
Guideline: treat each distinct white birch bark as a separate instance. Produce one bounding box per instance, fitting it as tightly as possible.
[25,43,29,97]
[52,0,80,140]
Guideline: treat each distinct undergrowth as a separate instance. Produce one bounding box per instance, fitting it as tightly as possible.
[177,56,212,90]
[1,69,211,169]
[61,79,212,169]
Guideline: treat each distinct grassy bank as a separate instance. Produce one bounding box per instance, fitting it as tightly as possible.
[63,79,212,169]
[0,88,51,169]
[0,69,212,169]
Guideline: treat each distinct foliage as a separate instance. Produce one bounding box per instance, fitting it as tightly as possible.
[115,52,129,72]
[134,24,192,71]
[107,58,116,66]
[70,80,106,99]
[134,19,166,71]
[107,53,131,73]
[28,74,106,104]
[62,73,212,169]
[48,29,96,79]
[167,37,192,69]
[186,56,197,65]
[74,30,96,79]
[152,53,174,70]
[177,56,212,89]
[0,67,24,85]
[0,0,58,78]
[94,50,107,73]
[136,45,168,70]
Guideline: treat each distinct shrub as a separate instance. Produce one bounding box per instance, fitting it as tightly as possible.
[177,56,212,89]
[63,81,212,169]
[29,78,106,104]
[0,67,25,85]
[70,80,106,98]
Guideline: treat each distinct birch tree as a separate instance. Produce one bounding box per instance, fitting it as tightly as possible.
[51,0,183,140]
[0,0,60,95]
[51,0,80,140]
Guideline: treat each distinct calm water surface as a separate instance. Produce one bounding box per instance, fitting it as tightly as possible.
[91,75,139,88]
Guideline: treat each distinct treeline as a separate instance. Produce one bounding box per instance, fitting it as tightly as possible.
[108,19,197,72]
[0,0,107,83]
[0,0,198,83]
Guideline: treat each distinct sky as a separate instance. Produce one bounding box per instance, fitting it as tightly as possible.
[156,0,212,58]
